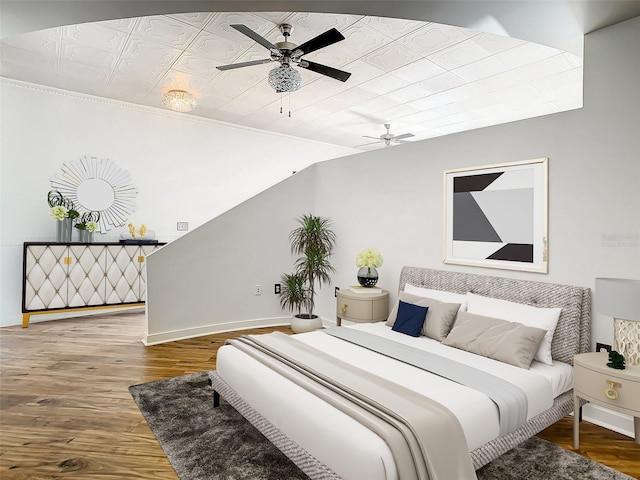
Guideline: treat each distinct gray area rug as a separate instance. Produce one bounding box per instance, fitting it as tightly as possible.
[129,371,633,480]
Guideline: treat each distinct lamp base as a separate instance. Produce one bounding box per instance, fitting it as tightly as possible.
[614,318,640,366]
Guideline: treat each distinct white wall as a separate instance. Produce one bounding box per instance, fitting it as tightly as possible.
[0,81,356,326]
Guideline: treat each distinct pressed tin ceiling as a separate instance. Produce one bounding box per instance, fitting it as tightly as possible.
[0,11,585,150]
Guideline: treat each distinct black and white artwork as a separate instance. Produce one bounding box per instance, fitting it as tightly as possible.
[444,158,548,273]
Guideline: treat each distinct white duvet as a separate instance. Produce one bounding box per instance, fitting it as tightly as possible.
[216,322,573,480]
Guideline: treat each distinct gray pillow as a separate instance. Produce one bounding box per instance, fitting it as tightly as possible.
[442,311,547,369]
[386,292,461,341]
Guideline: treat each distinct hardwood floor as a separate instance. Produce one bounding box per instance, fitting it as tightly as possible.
[1,311,638,479]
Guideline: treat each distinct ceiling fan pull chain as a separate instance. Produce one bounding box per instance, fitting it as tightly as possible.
[288,92,292,117]
[280,92,283,114]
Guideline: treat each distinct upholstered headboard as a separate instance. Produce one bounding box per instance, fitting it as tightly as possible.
[399,267,591,365]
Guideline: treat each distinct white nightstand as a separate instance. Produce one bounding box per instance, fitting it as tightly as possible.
[336,289,389,326]
[573,352,640,448]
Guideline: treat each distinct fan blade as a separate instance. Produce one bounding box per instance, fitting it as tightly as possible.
[393,133,415,141]
[299,60,351,82]
[363,135,381,140]
[217,58,272,71]
[230,24,278,51]
[295,28,345,55]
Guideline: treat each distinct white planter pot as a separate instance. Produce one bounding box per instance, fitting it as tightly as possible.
[290,315,323,333]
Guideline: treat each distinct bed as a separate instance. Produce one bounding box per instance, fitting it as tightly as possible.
[209,266,591,479]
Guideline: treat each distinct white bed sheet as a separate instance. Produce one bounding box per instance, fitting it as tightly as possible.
[216,323,572,480]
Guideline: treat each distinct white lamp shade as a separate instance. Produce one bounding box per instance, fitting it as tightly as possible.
[595,278,640,321]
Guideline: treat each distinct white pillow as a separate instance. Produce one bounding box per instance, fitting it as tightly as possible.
[466,292,562,366]
[404,284,468,311]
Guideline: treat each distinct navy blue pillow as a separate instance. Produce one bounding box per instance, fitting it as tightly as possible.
[392,300,428,337]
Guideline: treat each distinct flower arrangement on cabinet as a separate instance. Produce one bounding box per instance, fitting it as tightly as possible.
[75,211,100,233]
[48,190,79,222]
[355,248,383,287]
[356,248,383,269]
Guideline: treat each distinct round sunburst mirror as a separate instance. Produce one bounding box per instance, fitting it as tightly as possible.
[50,156,138,233]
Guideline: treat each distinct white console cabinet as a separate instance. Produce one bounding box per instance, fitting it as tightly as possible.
[22,242,164,327]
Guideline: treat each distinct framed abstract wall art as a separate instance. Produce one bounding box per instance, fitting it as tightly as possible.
[443,158,548,273]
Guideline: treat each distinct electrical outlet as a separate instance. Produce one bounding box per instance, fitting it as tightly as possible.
[596,342,612,353]
[274,283,281,294]
[255,285,262,296]
[176,221,189,231]
[335,286,340,297]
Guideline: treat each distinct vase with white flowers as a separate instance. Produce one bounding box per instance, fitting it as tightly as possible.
[48,190,79,243]
[75,211,100,243]
[355,248,383,287]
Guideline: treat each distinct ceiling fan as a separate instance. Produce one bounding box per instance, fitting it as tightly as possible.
[216,23,352,92]
[362,124,415,147]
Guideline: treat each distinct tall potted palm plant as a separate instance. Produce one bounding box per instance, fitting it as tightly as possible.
[281,214,336,333]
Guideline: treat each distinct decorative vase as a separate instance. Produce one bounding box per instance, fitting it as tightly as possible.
[56,218,73,243]
[78,229,93,243]
[357,267,379,287]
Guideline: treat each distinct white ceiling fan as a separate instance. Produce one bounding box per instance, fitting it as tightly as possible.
[361,124,415,147]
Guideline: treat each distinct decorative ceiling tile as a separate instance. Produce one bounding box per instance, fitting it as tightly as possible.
[98,17,139,34]
[120,35,181,64]
[114,58,166,80]
[63,23,129,52]
[530,68,582,94]
[376,103,421,121]
[452,56,511,82]
[168,12,215,29]
[471,31,527,54]
[427,39,491,70]
[61,43,118,69]
[416,71,466,95]
[496,42,561,69]
[1,28,60,57]
[384,84,430,103]
[362,42,422,72]
[401,24,469,57]
[511,54,574,83]
[58,60,111,91]
[204,12,274,40]
[389,57,445,83]
[172,52,226,77]
[253,12,294,25]
[134,16,200,49]
[341,60,386,86]
[188,30,252,63]
[361,16,426,39]
[359,73,410,95]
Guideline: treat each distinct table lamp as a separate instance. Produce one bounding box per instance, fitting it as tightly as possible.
[595,278,640,365]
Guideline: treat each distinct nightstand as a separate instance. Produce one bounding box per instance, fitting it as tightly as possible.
[573,352,640,448]
[336,289,389,326]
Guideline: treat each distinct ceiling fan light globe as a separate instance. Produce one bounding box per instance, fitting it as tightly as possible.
[268,65,302,92]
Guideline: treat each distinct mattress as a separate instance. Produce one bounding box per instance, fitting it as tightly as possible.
[216,322,573,480]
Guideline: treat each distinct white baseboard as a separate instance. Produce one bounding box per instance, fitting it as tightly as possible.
[143,316,328,345]
[582,403,635,439]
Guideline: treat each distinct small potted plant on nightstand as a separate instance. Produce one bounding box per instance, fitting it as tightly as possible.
[280,214,336,333]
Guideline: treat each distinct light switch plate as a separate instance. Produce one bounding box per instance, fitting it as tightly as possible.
[177,221,189,231]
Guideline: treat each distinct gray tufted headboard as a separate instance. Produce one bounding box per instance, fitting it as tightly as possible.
[399,267,591,365]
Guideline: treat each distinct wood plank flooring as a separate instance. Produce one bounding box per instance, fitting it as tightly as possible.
[1,310,638,479]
